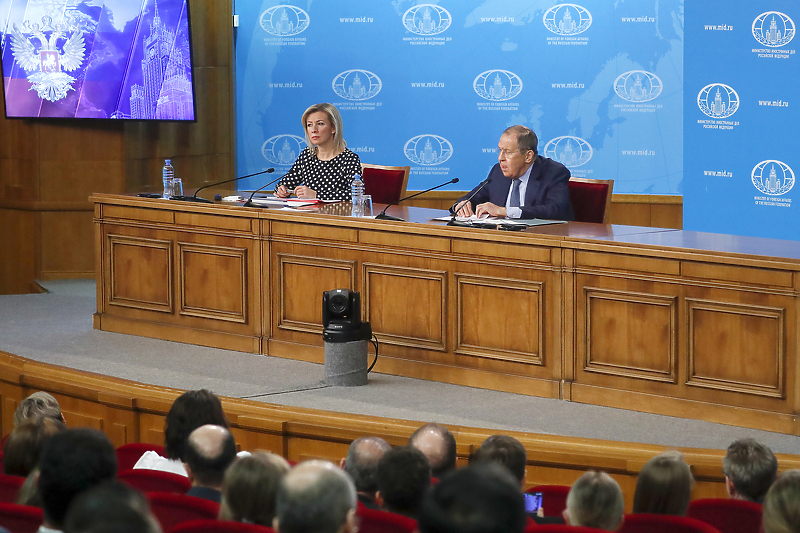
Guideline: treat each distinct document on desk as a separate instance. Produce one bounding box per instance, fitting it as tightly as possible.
[432,215,567,226]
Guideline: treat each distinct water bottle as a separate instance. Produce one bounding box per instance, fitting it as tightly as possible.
[351,174,364,216]
[162,159,175,198]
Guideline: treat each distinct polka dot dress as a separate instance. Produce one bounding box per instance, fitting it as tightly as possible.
[279,147,362,201]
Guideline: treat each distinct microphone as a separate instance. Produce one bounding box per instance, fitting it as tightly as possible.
[375,177,460,221]
[170,168,275,203]
[448,176,492,216]
[242,173,287,207]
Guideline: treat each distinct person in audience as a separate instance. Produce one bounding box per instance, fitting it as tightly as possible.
[409,422,457,479]
[274,460,357,533]
[183,424,237,502]
[37,428,118,533]
[763,469,800,533]
[564,471,625,531]
[723,437,778,504]
[4,416,65,476]
[418,463,527,533]
[63,480,162,533]
[219,451,290,525]
[632,450,693,516]
[341,436,391,509]
[375,445,430,519]
[14,391,64,426]
[133,389,229,476]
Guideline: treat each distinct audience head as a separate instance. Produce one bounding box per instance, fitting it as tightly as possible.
[275,460,357,533]
[376,445,431,518]
[343,436,391,497]
[183,424,237,490]
[418,462,526,533]
[471,435,527,487]
[14,391,63,426]
[63,480,162,533]
[163,389,229,461]
[409,422,457,478]
[38,428,117,528]
[723,437,778,504]
[565,471,625,531]
[219,451,291,526]
[763,469,800,533]
[3,416,65,476]
[632,451,694,516]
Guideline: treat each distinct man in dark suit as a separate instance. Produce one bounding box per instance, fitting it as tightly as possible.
[456,125,574,221]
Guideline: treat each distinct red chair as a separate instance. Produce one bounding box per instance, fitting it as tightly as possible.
[148,492,221,532]
[619,513,722,533]
[525,525,605,533]
[687,498,763,533]
[118,469,191,494]
[527,485,570,518]
[116,442,166,472]
[567,177,614,223]
[168,519,275,533]
[356,507,417,533]
[0,473,25,503]
[361,163,410,205]
[0,502,44,533]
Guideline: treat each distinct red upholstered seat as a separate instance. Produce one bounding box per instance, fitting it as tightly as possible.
[356,507,417,533]
[168,519,275,533]
[0,473,25,504]
[525,525,605,533]
[527,485,571,517]
[687,498,763,533]
[361,164,410,205]
[0,502,44,533]
[118,468,191,494]
[568,178,614,223]
[619,513,723,533]
[148,492,221,532]
[116,442,166,473]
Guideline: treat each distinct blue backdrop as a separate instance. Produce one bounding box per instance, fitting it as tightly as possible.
[234,1,684,197]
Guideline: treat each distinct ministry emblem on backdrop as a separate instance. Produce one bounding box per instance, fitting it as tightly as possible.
[614,71,663,102]
[260,5,310,36]
[9,16,86,102]
[543,136,593,167]
[262,135,307,165]
[543,4,592,36]
[697,83,739,119]
[332,70,382,101]
[473,70,523,101]
[752,11,795,47]
[403,4,452,35]
[404,135,453,165]
[752,160,795,195]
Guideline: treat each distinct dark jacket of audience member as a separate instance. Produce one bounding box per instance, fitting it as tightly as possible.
[418,463,526,533]
[376,445,431,519]
[632,451,693,516]
[723,438,778,504]
[38,428,118,530]
[409,423,457,479]
[63,480,162,533]
[763,469,800,533]
[183,424,237,502]
[342,436,391,509]
[3,416,65,476]
[219,451,290,525]
[163,389,229,462]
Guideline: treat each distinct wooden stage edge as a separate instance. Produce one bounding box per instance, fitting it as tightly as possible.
[2,348,799,512]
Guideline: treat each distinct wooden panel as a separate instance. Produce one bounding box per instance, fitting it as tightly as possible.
[109,235,173,312]
[576,251,680,276]
[175,212,253,232]
[179,243,247,322]
[0,209,37,294]
[104,205,175,224]
[360,231,450,253]
[456,275,544,365]
[682,262,793,288]
[364,264,447,351]
[582,288,677,383]
[687,299,784,398]
[272,222,357,243]
[40,211,95,279]
[453,240,551,263]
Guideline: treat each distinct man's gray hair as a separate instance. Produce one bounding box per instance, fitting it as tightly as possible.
[502,125,538,156]
[566,471,625,531]
[15,391,62,426]
[723,438,778,504]
[344,436,391,494]
[276,461,357,533]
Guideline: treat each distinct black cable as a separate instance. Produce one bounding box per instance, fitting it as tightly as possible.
[367,333,379,373]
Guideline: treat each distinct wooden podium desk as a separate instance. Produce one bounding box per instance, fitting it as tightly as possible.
[92,194,800,434]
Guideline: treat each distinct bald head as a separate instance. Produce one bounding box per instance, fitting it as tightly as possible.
[276,461,357,533]
[409,423,456,478]
[344,436,391,495]
[184,424,236,489]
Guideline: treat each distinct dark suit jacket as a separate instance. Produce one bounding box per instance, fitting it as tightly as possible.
[460,157,574,221]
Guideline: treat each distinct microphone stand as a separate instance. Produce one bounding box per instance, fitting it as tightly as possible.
[447,177,491,226]
[243,173,287,207]
[170,168,275,203]
[375,177,460,221]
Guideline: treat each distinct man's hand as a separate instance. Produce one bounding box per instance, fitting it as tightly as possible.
[475,202,506,218]
[455,200,474,217]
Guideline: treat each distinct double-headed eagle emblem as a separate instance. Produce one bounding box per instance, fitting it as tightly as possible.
[10,15,86,102]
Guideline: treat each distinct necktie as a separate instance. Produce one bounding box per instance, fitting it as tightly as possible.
[510,179,521,208]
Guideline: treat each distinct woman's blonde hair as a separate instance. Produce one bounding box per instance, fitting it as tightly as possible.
[302,103,346,155]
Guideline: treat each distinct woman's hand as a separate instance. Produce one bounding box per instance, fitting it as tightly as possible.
[294,185,317,199]
[275,184,290,198]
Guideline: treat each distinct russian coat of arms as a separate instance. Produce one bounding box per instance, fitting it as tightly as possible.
[10,15,86,102]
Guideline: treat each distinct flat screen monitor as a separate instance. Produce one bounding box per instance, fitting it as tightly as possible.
[0,0,196,120]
